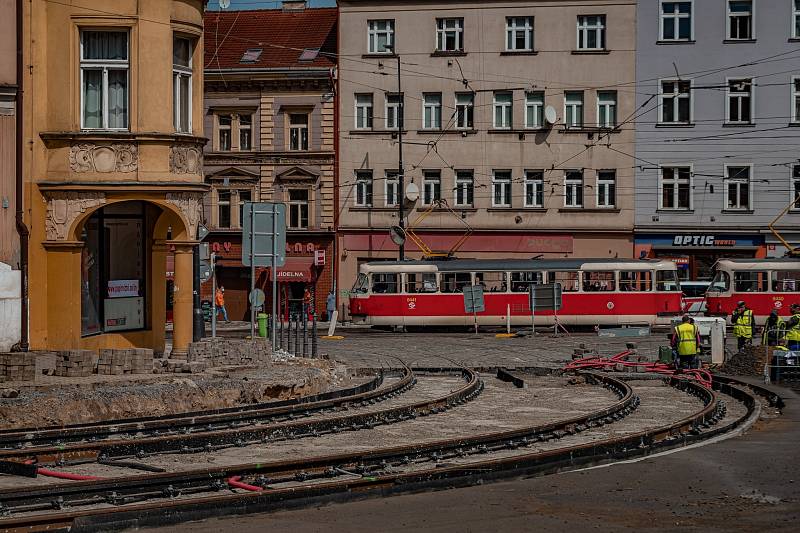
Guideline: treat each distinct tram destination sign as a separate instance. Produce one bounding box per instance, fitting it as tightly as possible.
[529,283,563,311]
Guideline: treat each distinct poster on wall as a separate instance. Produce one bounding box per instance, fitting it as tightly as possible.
[107,279,140,299]
[104,297,144,331]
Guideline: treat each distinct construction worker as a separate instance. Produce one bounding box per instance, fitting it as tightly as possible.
[672,314,700,369]
[761,309,784,347]
[786,303,800,351]
[731,300,754,351]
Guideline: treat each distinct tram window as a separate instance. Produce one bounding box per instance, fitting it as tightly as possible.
[709,271,730,292]
[583,271,616,292]
[406,273,438,293]
[352,273,369,294]
[441,272,471,293]
[475,272,507,292]
[656,269,680,291]
[551,271,580,292]
[371,273,398,294]
[772,271,800,292]
[510,271,542,292]
[619,271,652,292]
[734,271,768,292]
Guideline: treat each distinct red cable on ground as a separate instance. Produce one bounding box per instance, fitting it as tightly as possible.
[22,459,104,481]
[227,475,263,492]
[564,350,713,388]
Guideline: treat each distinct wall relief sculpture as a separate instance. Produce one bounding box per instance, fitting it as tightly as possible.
[44,192,106,241]
[69,144,138,173]
[169,145,203,174]
[165,192,203,239]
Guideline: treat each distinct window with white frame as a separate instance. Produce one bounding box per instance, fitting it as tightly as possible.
[597,91,617,128]
[564,170,584,207]
[727,1,753,40]
[493,92,513,129]
[660,166,692,210]
[493,170,512,207]
[218,114,232,151]
[793,77,800,123]
[423,93,442,129]
[795,0,800,39]
[385,170,399,207]
[660,80,691,124]
[455,93,474,129]
[524,170,544,208]
[355,93,373,129]
[80,30,129,129]
[792,165,800,209]
[173,36,192,133]
[455,170,474,207]
[436,18,464,52]
[660,1,692,41]
[724,165,751,210]
[597,170,616,208]
[577,15,605,50]
[727,78,753,124]
[385,94,402,129]
[525,91,544,129]
[288,189,310,229]
[564,91,584,128]
[239,114,252,150]
[289,113,309,151]
[355,170,373,207]
[368,20,394,54]
[506,17,533,51]
[423,170,441,204]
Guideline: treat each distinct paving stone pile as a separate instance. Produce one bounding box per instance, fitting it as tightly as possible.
[97,349,154,375]
[188,339,272,367]
[0,352,37,382]
[55,350,99,378]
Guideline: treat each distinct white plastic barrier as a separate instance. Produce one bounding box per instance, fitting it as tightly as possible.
[0,262,21,352]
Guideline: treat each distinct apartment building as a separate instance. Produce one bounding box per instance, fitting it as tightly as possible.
[203,3,337,320]
[634,0,800,279]
[22,0,207,356]
[337,0,637,312]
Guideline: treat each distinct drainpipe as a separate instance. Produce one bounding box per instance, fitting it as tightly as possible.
[14,0,29,352]
[332,63,339,311]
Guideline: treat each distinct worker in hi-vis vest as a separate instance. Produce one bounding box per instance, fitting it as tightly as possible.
[731,300,754,351]
[761,309,785,347]
[786,303,800,351]
[671,315,700,370]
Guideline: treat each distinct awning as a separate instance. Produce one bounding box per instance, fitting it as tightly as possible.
[264,256,314,282]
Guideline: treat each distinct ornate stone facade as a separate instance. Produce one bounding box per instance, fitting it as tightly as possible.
[169,145,203,174]
[43,191,107,241]
[165,192,204,239]
[68,144,138,173]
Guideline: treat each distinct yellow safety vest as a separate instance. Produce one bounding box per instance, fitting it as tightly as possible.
[675,322,698,356]
[787,314,800,342]
[762,317,784,344]
[733,309,754,339]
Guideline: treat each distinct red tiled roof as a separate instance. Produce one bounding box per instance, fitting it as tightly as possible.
[204,7,337,70]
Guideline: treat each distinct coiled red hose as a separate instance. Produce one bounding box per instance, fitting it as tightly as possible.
[564,350,713,388]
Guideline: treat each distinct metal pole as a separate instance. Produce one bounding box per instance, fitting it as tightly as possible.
[211,253,217,339]
[531,287,535,337]
[192,245,203,342]
[288,314,293,354]
[294,313,300,357]
[302,311,308,357]
[271,204,278,351]
[396,54,405,261]
[312,311,318,358]
[249,203,256,339]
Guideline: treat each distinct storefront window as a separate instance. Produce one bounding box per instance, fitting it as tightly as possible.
[733,271,767,292]
[81,202,146,336]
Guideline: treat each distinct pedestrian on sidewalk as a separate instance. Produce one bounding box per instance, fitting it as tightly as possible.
[326,290,336,322]
[731,300,754,351]
[216,286,230,323]
[786,303,800,351]
[303,287,313,321]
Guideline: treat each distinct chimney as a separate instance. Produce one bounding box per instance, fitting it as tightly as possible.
[282,1,306,11]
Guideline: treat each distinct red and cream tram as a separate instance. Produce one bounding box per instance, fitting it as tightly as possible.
[705,258,800,324]
[349,259,683,327]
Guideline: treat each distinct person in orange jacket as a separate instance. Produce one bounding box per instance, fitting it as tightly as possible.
[215,286,229,323]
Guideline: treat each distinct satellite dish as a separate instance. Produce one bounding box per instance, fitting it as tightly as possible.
[405,182,420,203]
[390,225,406,246]
[544,105,557,125]
[219,0,231,8]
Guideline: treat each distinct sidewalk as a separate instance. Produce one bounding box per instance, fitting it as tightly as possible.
[165,320,371,333]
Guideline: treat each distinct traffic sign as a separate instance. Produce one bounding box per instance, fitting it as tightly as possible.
[197,223,210,241]
[463,285,485,313]
[242,202,287,267]
[529,283,563,311]
[248,288,265,308]
[199,260,213,283]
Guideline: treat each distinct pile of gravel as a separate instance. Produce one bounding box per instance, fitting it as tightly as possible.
[720,346,765,376]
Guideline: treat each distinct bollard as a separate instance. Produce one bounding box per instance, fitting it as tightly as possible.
[311,311,318,358]
[288,314,294,355]
[278,315,283,351]
[302,312,308,357]
[294,313,300,357]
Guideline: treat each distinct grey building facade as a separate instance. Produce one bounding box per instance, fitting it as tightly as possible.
[635,0,800,279]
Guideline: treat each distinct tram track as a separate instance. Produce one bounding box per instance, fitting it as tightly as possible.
[0,372,776,532]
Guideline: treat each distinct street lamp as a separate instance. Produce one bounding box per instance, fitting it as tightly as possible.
[386,44,404,260]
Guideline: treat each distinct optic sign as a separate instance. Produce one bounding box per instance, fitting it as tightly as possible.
[107,279,139,299]
[672,235,736,247]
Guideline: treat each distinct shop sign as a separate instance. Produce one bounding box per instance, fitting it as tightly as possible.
[314,249,326,266]
[671,235,736,247]
[107,279,139,298]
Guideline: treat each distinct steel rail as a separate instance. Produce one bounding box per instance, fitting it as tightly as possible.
[0,367,414,452]
[0,369,479,464]
[0,373,767,533]
[0,371,632,514]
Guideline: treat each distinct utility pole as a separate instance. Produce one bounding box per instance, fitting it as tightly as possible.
[388,46,404,261]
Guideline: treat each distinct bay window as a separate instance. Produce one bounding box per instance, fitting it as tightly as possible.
[80,30,129,130]
[173,36,192,133]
